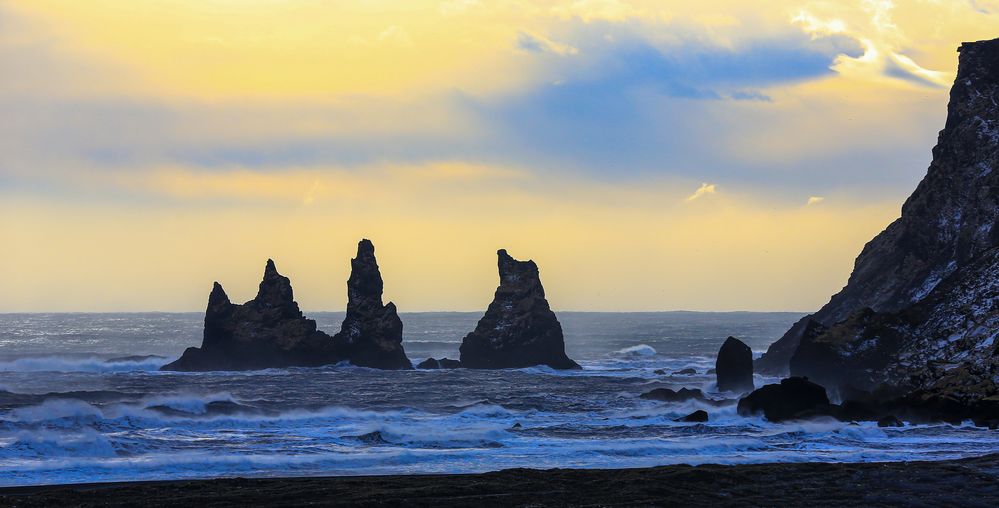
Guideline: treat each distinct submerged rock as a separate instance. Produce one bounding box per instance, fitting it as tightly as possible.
[331,240,412,370]
[715,337,754,393]
[417,358,462,369]
[737,377,831,422]
[675,410,709,423]
[675,368,698,375]
[161,260,339,371]
[757,38,999,379]
[458,250,579,369]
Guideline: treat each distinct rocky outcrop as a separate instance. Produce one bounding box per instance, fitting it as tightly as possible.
[161,260,339,371]
[417,358,462,369]
[331,240,412,370]
[640,387,707,403]
[458,250,580,369]
[716,337,754,393]
[737,377,831,422]
[757,38,999,376]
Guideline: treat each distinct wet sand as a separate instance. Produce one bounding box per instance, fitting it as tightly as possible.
[2,454,998,507]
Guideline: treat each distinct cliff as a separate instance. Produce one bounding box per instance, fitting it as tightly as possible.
[758,38,999,375]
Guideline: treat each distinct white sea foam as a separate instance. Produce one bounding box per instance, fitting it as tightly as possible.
[0,356,167,373]
[615,345,658,357]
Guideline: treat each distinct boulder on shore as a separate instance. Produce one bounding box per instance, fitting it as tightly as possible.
[458,250,579,370]
[331,240,412,370]
[716,337,754,393]
[161,260,339,371]
[737,377,831,422]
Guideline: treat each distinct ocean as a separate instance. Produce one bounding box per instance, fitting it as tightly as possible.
[1,311,996,487]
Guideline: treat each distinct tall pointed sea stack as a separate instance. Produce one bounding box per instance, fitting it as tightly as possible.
[758,38,999,376]
[331,240,412,369]
[459,250,579,369]
[161,260,338,371]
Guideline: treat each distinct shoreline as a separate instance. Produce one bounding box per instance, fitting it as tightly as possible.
[3,454,998,507]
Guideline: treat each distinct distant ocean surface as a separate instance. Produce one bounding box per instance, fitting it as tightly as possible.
[1,312,997,487]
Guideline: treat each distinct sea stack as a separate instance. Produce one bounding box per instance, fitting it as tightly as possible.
[757,37,999,380]
[161,260,338,371]
[331,240,412,369]
[715,337,754,393]
[754,38,999,424]
[459,250,580,369]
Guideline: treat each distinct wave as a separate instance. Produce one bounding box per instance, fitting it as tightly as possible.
[614,345,657,357]
[0,356,168,373]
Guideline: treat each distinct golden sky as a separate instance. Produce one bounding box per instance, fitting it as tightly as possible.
[0,0,995,312]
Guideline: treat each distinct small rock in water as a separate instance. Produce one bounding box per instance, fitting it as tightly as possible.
[675,410,709,423]
[417,358,461,369]
[737,377,830,422]
[676,368,697,375]
[355,431,389,444]
[877,416,904,428]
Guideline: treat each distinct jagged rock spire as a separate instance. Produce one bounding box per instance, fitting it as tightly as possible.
[255,259,296,310]
[459,249,579,370]
[332,240,411,369]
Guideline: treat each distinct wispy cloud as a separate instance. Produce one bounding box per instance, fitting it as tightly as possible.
[687,183,717,202]
[807,196,825,206]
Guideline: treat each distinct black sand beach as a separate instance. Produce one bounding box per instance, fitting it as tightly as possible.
[3,454,998,507]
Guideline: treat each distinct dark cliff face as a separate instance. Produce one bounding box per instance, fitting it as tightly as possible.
[759,38,999,374]
[459,250,580,369]
[161,260,338,371]
[331,240,412,369]
[790,247,999,402]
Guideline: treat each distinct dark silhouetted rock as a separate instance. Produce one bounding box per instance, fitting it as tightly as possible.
[675,410,709,423]
[417,358,461,369]
[758,39,999,376]
[878,416,904,428]
[331,240,412,370]
[640,387,706,403]
[737,377,831,422]
[161,261,339,371]
[458,250,579,369]
[716,337,754,393]
[675,368,697,375]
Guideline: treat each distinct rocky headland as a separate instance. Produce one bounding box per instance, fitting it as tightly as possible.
[751,38,999,426]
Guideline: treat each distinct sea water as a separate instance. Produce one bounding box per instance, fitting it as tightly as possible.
[0,312,996,486]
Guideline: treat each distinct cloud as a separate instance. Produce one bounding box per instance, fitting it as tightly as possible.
[807,196,825,206]
[687,183,716,202]
[515,31,578,55]
[551,0,640,23]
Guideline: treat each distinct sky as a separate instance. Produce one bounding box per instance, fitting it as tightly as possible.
[0,0,996,312]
